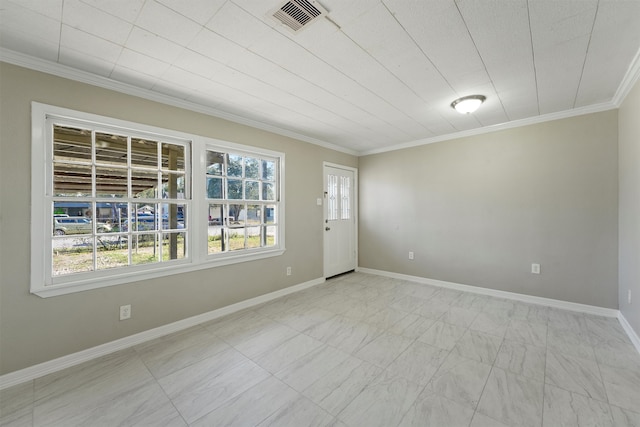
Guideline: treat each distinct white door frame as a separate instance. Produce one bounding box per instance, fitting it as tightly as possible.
[323,162,358,278]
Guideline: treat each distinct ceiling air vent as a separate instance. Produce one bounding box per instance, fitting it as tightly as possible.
[270,0,328,33]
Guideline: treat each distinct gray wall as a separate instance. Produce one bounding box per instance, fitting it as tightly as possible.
[0,63,357,375]
[619,79,640,336]
[359,111,619,308]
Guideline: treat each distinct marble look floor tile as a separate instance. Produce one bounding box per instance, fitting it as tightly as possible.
[547,309,588,334]
[389,295,429,313]
[135,327,230,379]
[309,293,359,315]
[399,283,439,300]
[547,327,596,361]
[34,379,185,427]
[415,300,450,320]
[452,330,503,364]
[431,289,463,305]
[476,367,544,427]
[508,303,549,323]
[610,406,640,427]
[424,353,492,410]
[469,311,510,337]
[418,320,467,350]
[600,364,640,413]
[494,339,546,382]
[469,412,511,427]
[253,333,324,373]
[231,322,299,359]
[482,298,516,317]
[398,389,475,427]
[451,293,489,311]
[505,319,547,347]
[326,418,349,427]
[190,375,298,427]
[386,341,449,385]
[303,359,382,416]
[338,370,422,427]
[269,305,337,332]
[543,383,613,427]
[0,381,33,427]
[257,394,334,427]
[545,350,607,401]
[353,331,413,368]
[34,349,152,404]
[203,309,268,339]
[275,345,352,392]
[1,412,32,427]
[593,341,640,371]
[440,306,481,328]
[304,315,383,354]
[158,350,266,423]
[387,313,435,339]
[360,307,410,330]
[584,316,631,347]
[254,294,309,318]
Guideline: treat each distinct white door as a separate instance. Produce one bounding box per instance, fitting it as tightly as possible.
[323,164,356,278]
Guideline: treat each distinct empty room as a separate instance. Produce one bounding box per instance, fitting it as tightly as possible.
[1,1,639,426]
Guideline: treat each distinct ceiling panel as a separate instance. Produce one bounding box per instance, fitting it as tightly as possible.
[116,48,171,78]
[1,0,638,153]
[156,0,226,26]
[529,0,598,113]
[62,0,133,45]
[575,0,640,106]
[455,0,538,121]
[387,0,489,93]
[78,0,144,24]
[135,0,201,46]
[124,27,184,63]
[60,25,122,64]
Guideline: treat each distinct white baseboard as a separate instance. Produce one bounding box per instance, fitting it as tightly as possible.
[356,267,619,318]
[618,312,640,354]
[0,277,325,391]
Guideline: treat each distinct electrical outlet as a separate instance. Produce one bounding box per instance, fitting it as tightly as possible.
[286,266,292,276]
[408,251,414,260]
[629,289,632,304]
[531,263,540,274]
[119,304,131,320]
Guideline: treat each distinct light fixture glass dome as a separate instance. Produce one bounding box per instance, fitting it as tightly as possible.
[451,95,486,114]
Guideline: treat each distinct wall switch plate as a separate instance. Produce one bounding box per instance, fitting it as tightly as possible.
[316,198,322,206]
[531,263,541,274]
[286,266,292,276]
[408,251,414,260]
[119,304,131,320]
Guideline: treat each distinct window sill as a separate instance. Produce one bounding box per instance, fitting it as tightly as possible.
[32,247,285,298]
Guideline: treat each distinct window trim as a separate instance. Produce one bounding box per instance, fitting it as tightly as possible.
[31,102,285,298]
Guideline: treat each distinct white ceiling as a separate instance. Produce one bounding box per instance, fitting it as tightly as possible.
[1,0,640,154]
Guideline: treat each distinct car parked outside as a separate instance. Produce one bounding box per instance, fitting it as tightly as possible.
[53,217,111,235]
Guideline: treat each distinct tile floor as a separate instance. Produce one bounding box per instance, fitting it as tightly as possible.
[2,272,640,426]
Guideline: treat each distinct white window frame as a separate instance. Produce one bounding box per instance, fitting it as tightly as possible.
[31,102,285,297]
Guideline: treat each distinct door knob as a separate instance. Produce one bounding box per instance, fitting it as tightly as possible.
[325,226,331,231]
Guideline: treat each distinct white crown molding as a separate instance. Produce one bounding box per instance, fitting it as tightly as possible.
[2,46,638,159]
[0,48,358,156]
[0,277,325,390]
[357,267,620,318]
[358,101,617,156]
[612,45,640,107]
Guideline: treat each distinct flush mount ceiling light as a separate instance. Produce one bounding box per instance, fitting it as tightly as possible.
[451,95,486,114]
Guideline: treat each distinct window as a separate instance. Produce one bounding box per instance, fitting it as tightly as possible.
[50,124,189,277]
[206,150,279,254]
[32,103,285,297]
